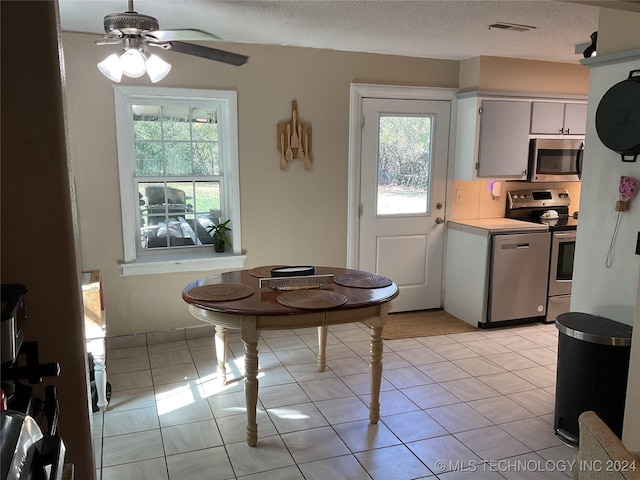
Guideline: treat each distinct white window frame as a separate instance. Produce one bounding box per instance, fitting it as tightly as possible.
[114,86,245,276]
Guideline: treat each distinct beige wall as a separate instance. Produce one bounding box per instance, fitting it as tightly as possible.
[459,56,590,95]
[1,3,94,478]
[62,33,460,336]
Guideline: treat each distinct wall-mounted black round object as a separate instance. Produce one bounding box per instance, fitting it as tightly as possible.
[270,266,316,277]
[595,69,640,162]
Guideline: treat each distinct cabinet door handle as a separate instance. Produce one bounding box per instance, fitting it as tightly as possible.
[559,128,565,134]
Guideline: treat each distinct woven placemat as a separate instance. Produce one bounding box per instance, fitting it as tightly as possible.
[334,273,393,289]
[187,284,254,302]
[248,265,288,278]
[277,290,347,310]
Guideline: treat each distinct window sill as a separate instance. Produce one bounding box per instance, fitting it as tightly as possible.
[120,253,246,277]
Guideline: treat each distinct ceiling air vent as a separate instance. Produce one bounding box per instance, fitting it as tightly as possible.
[488,22,537,32]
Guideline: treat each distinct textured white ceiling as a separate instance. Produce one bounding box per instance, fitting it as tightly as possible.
[59,0,604,64]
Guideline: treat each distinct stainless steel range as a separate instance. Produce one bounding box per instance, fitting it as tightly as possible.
[506,188,578,323]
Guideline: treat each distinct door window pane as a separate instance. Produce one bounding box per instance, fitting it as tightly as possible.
[376,115,433,215]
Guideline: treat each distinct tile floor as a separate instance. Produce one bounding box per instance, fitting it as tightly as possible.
[92,320,578,480]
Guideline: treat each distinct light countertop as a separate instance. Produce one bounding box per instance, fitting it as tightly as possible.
[448,218,549,236]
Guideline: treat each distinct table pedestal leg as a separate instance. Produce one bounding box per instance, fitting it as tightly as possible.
[87,338,108,411]
[215,326,228,384]
[369,324,383,424]
[317,325,327,372]
[243,339,259,446]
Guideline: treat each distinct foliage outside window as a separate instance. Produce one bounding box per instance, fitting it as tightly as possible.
[114,87,242,273]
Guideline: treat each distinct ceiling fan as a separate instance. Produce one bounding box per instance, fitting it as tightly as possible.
[96,0,248,83]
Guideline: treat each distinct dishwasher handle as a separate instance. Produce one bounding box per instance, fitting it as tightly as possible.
[502,242,531,249]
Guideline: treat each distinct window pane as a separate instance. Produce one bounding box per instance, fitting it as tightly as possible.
[191,107,218,141]
[133,106,161,140]
[162,106,191,140]
[376,115,433,215]
[192,122,218,141]
[165,142,192,175]
[192,142,218,175]
[135,142,163,175]
[194,181,221,219]
[138,180,221,250]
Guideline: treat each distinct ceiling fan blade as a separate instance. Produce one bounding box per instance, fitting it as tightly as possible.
[168,41,248,66]
[145,29,221,42]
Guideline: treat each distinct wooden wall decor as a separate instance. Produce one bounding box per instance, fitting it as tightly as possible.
[277,100,311,170]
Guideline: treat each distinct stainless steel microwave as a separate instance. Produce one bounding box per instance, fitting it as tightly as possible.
[529,138,584,183]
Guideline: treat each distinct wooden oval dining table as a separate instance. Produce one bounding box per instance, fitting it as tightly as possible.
[182,266,399,446]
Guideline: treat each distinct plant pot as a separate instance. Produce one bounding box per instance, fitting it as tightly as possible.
[213,239,225,253]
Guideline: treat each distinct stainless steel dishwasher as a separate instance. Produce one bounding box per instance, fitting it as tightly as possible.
[488,232,551,324]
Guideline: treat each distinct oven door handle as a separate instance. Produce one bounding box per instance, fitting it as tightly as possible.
[553,232,576,240]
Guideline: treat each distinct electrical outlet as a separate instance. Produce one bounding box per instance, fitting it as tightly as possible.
[455,190,464,203]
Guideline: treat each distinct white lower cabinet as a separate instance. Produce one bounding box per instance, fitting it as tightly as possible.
[444,225,491,326]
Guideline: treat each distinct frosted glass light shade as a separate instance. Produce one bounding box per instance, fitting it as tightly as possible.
[97,54,123,82]
[119,49,146,78]
[97,48,172,83]
[145,54,172,83]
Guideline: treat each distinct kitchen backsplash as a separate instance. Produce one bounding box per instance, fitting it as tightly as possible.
[449,179,581,220]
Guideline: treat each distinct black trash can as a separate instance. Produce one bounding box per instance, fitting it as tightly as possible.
[554,312,632,446]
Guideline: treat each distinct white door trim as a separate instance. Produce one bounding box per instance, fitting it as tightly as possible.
[347,83,458,269]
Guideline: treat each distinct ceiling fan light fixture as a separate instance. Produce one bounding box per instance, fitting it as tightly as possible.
[119,48,147,78]
[96,0,248,82]
[145,54,172,83]
[97,53,123,82]
[98,48,172,83]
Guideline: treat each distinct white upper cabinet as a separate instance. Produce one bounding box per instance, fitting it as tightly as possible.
[477,100,531,178]
[530,101,587,135]
[563,103,588,135]
[454,93,588,181]
[454,96,530,180]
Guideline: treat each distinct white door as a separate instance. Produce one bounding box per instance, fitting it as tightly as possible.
[359,98,450,312]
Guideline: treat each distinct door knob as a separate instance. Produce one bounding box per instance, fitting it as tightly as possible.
[436,202,443,210]
[435,217,445,224]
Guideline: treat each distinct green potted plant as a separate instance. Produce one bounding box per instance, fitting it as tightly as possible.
[207,219,232,253]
